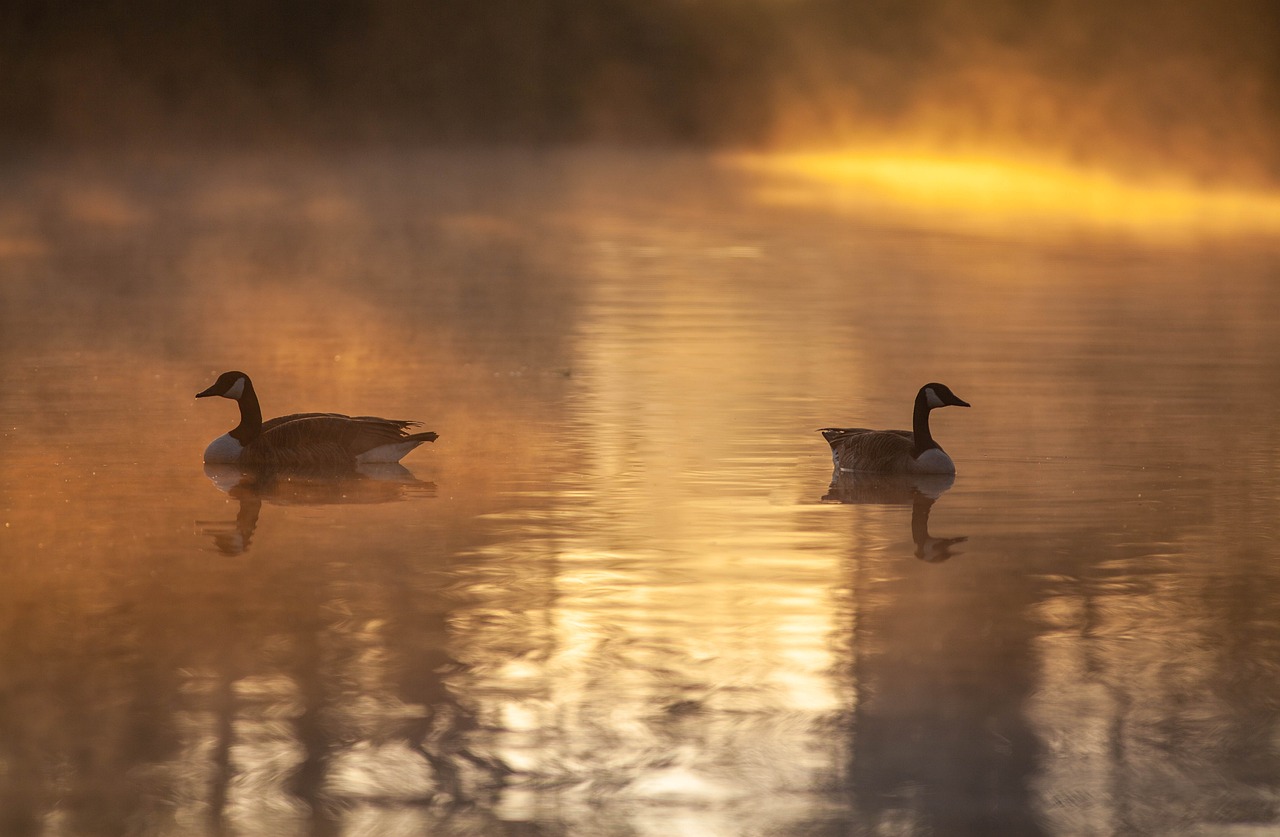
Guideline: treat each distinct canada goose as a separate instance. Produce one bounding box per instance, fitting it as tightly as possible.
[819,383,969,474]
[196,371,438,469]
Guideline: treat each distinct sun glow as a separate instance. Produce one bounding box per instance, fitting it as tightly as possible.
[733,150,1280,237]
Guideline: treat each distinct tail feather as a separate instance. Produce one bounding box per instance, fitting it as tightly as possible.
[818,427,872,447]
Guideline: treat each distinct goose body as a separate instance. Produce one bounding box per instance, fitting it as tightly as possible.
[820,383,969,475]
[197,371,437,469]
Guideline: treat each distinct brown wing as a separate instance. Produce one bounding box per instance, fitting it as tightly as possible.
[247,415,429,469]
[262,412,421,434]
[819,427,914,473]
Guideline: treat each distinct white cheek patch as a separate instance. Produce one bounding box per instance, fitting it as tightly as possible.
[223,377,246,399]
[925,387,945,409]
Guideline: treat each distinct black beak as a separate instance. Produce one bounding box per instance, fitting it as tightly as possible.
[196,386,217,398]
[954,398,971,408]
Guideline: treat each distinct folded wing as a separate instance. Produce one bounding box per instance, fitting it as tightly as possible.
[819,427,915,473]
[248,414,437,468]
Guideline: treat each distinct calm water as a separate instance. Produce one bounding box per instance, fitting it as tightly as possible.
[2,148,1280,836]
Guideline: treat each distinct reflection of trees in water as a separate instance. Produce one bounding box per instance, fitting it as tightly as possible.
[437,514,858,835]
[1029,558,1280,834]
[0,600,185,834]
[829,474,1280,835]
[4,574,488,835]
[5,466,1279,833]
[0,478,515,835]
[823,469,1045,834]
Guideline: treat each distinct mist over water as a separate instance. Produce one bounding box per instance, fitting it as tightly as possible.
[2,146,1280,835]
[5,5,1280,836]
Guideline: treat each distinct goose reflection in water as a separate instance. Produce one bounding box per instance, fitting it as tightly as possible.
[822,471,967,562]
[198,463,437,554]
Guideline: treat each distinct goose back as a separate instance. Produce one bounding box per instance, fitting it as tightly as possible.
[820,428,920,473]
[244,415,437,469]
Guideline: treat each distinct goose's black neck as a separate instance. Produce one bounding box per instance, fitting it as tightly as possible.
[229,379,263,445]
[911,388,938,456]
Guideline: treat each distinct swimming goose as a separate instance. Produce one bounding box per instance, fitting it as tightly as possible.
[819,383,969,474]
[196,370,438,469]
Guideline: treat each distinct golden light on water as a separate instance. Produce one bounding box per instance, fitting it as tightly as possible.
[734,149,1280,236]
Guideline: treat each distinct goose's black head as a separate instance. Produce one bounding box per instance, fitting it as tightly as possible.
[920,382,970,410]
[197,371,251,400]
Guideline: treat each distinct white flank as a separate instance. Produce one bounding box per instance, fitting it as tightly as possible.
[355,441,421,464]
[203,433,244,464]
[912,447,956,475]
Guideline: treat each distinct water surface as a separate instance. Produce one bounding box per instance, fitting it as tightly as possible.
[2,148,1280,835]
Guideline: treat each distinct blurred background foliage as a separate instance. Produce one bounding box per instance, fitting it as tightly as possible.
[2,0,1279,182]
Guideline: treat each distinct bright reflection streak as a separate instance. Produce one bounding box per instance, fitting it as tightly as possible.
[733,150,1280,236]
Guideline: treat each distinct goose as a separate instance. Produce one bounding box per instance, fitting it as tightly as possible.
[819,383,969,474]
[196,371,438,469]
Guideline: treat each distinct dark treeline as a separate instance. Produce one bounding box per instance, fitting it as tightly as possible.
[3,0,1279,180]
[0,0,782,144]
